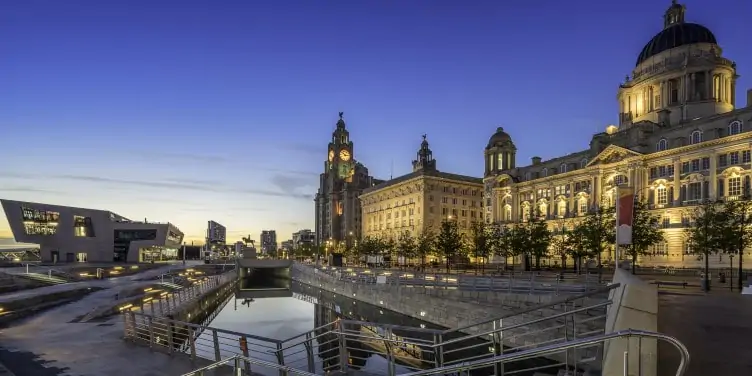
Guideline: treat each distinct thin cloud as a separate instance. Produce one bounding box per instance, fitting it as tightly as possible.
[0,171,312,200]
[0,186,61,194]
[283,143,322,156]
[139,152,228,163]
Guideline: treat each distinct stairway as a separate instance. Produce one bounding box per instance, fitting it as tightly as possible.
[22,272,68,284]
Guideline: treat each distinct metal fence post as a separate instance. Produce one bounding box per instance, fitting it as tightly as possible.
[188,327,197,360]
[148,316,155,348]
[212,329,221,361]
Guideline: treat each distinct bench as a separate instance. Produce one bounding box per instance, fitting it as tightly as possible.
[652,280,688,288]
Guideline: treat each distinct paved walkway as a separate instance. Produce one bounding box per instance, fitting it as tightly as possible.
[0,261,217,376]
[657,291,752,376]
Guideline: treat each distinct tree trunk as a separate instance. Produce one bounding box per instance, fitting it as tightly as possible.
[704,252,711,292]
[535,255,541,270]
[561,255,567,272]
[631,254,637,275]
[738,250,744,291]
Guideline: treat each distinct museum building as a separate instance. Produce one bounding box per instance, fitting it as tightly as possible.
[1,199,184,263]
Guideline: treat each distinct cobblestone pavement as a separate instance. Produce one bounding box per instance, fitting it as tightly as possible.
[658,291,752,376]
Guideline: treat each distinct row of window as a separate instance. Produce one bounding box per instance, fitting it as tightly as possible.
[523,159,590,181]
[21,207,60,223]
[656,121,744,151]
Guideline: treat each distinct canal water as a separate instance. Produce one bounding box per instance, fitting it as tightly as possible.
[196,278,562,376]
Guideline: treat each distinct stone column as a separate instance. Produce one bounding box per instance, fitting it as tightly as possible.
[568,182,575,214]
[673,159,681,204]
[594,174,602,207]
[709,152,717,199]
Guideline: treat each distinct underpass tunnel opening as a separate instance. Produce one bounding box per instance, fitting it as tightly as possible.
[240,267,291,289]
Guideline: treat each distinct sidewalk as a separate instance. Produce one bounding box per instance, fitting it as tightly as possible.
[0,262,228,376]
[0,263,198,304]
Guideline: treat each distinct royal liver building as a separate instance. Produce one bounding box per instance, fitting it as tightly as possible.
[482,1,752,269]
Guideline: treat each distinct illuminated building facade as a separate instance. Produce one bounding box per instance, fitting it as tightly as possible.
[483,1,752,268]
[314,113,381,249]
[361,135,483,241]
[1,199,184,263]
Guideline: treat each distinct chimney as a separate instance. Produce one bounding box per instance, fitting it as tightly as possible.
[747,89,752,108]
[531,156,542,165]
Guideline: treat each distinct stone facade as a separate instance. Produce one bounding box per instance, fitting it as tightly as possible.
[483,2,752,269]
[360,136,483,241]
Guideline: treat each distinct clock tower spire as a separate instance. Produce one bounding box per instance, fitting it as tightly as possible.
[326,112,355,181]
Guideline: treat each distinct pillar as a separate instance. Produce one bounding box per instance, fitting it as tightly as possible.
[673,159,681,204]
[709,152,717,199]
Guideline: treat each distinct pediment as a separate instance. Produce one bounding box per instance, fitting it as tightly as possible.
[586,145,643,167]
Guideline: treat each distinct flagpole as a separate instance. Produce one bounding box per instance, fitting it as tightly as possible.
[614,187,620,270]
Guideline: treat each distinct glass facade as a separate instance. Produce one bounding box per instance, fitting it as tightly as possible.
[113,229,157,262]
[21,206,60,236]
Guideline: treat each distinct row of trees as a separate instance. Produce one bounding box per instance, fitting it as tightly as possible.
[344,202,666,275]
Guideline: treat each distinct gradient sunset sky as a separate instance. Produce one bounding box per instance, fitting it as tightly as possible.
[2,0,751,244]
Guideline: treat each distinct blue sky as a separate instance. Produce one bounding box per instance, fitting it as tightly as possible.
[2,0,751,244]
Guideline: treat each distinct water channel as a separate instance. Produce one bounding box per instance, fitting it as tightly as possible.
[189,274,563,376]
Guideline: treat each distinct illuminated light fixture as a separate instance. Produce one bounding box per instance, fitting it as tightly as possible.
[420,311,426,317]
[118,304,133,311]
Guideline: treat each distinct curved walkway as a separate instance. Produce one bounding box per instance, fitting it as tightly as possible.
[0,261,212,376]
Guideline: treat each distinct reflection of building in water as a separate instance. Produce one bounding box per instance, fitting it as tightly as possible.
[313,301,370,370]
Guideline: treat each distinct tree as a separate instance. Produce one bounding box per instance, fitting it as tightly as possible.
[684,199,724,291]
[525,216,552,270]
[397,231,418,268]
[356,236,381,265]
[415,229,436,272]
[550,218,575,271]
[436,220,464,273]
[469,222,492,274]
[621,200,664,274]
[716,196,752,290]
[576,205,615,279]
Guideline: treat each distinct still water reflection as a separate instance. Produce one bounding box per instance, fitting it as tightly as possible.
[197,281,558,376]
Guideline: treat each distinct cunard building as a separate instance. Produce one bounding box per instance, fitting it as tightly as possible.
[483,1,752,268]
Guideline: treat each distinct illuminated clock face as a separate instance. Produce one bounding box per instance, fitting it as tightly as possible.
[339,149,351,161]
[328,150,334,162]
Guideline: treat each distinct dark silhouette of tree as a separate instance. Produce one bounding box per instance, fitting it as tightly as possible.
[525,216,552,270]
[621,201,664,274]
[397,231,417,269]
[574,205,615,279]
[415,229,436,272]
[715,195,752,290]
[469,222,492,274]
[684,199,724,291]
[436,220,463,273]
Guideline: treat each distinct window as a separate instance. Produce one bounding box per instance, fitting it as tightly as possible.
[613,175,627,186]
[503,205,512,221]
[690,131,703,144]
[21,207,60,236]
[557,201,567,217]
[744,151,751,164]
[669,79,679,104]
[730,151,739,165]
[729,120,743,135]
[687,182,702,201]
[691,159,700,172]
[578,198,588,214]
[560,164,567,173]
[580,158,588,168]
[701,157,710,170]
[729,177,742,196]
[719,154,728,167]
[657,187,668,205]
[74,216,95,237]
[656,139,667,151]
[541,168,548,177]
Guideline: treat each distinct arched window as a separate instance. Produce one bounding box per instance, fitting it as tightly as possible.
[503,205,512,221]
[577,197,588,214]
[690,130,703,144]
[580,158,588,168]
[560,164,567,173]
[729,120,742,136]
[525,172,532,181]
[557,201,567,217]
[656,138,667,151]
[541,168,548,177]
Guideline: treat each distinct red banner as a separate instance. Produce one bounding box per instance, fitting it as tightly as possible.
[616,187,635,245]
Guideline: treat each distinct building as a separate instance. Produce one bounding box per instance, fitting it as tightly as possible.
[482,1,752,268]
[260,230,277,254]
[206,220,226,244]
[314,113,381,249]
[292,229,316,249]
[361,135,484,241]
[1,200,184,263]
[280,239,294,253]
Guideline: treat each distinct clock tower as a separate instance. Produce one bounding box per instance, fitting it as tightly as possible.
[326,112,355,181]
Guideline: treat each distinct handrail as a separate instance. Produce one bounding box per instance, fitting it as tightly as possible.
[397,329,690,376]
[435,299,614,348]
[180,354,317,376]
[443,282,620,335]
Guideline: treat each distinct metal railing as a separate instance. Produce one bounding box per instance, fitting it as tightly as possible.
[305,264,603,295]
[21,263,76,282]
[125,279,631,376]
[121,271,236,318]
[180,355,317,376]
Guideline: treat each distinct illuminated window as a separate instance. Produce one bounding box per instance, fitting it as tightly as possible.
[657,187,668,205]
[729,121,742,135]
[690,131,702,144]
[656,138,667,151]
[728,177,742,196]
